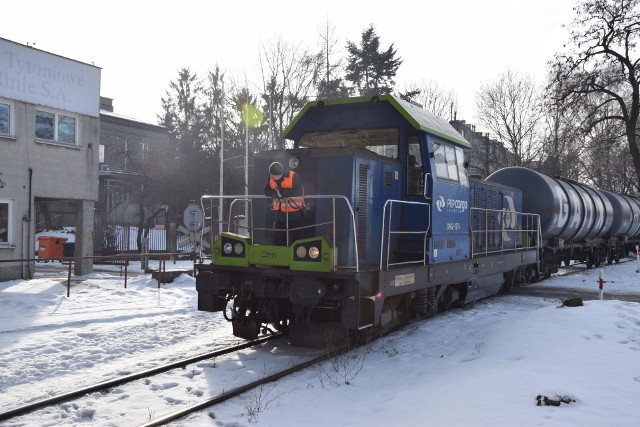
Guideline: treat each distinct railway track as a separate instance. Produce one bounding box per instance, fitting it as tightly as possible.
[0,334,285,424]
[510,259,640,303]
[139,351,334,427]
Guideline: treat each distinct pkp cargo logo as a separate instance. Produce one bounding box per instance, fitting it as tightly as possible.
[436,196,468,213]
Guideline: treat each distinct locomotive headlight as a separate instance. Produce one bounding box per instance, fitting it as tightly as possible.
[223,243,233,254]
[309,246,320,259]
[290,238,330,271]
[288,157,300,170]
[295,245,307,258]
[233,243,244,255]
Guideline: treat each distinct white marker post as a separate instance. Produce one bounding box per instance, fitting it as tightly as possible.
[598,270,604,301]
[636,245,640,273]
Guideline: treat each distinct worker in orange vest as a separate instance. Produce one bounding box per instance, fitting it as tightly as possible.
[263,161,305,245]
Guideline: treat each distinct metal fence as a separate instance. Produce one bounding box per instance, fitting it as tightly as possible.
[94,224,195,256]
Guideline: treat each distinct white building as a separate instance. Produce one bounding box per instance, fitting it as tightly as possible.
[0,37,100,279]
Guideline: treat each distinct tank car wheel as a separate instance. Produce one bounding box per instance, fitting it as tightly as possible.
[586,256,594,269]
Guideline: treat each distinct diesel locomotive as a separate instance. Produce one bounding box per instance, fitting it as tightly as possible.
[195,95,640,347]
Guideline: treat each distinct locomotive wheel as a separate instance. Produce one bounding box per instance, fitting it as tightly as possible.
[273,319,290,334]
[500,270,515,293]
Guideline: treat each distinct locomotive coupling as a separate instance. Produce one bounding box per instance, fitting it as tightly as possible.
[290,277,327,305]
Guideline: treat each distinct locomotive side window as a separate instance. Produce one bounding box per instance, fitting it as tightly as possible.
[456,146,469,186]
[407,137,424,195]
[434,143,448,178]
[366,144,398,159]
[445,145,459,181]
[298,128,398,159]
[433,142,467,185]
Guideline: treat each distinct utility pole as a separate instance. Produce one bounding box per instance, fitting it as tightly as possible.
[218,79,225,235]
[245,99,249,229]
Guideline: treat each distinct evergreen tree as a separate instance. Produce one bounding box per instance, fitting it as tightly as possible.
[158,68,213,212]
[345,25,402,96]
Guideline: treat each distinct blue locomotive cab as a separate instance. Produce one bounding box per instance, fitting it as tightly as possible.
[278,95,474,268]
[252,143,400,268]
[425,138,471,263]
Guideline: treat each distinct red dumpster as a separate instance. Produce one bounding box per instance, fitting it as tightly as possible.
[37,236,68,259]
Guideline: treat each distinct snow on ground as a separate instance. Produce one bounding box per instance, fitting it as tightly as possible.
[0,259,639,426]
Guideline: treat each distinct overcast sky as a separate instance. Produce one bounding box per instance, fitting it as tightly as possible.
[4,0,576,127]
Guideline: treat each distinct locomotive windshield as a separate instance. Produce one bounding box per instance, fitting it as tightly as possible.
[298,127,398,159]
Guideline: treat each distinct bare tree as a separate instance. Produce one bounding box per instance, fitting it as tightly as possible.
[551,0,640,190]
[538,67,587,179]
[400,79,458,119]
[476,69,544,167]
[315,18,350,99]
[259,37,321,149]
[581,114,637,192]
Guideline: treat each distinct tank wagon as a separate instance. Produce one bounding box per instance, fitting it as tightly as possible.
[487,167,640,273]
[195,96,544,347]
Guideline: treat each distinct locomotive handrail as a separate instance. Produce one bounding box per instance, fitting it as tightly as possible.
[423,173,432,199]
[200,194,361,272]
[227,198,253,240]
[469,207,541,258]
[379,199,431,270]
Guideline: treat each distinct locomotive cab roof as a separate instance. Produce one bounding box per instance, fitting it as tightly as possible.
[282,95,471,149]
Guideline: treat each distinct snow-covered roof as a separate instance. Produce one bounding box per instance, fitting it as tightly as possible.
[100,109,166,129]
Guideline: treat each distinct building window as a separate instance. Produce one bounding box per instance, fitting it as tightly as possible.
[35,110,77,144]
[139,142,149,161]
[0,101,12,136]
[0,201,10,245]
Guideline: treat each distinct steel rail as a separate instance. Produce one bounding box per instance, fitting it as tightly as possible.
[0,334,282,422]
[139,349,339,426]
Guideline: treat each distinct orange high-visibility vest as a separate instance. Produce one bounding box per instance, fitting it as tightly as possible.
[269,172,305,212]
